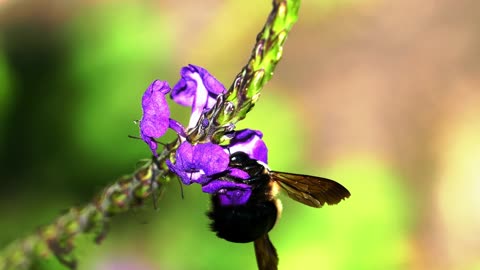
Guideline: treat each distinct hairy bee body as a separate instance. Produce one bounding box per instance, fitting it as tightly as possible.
[206,152,350,270]
[208,152,279,243]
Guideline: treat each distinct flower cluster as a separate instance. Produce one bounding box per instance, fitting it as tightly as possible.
[139,65,268,206]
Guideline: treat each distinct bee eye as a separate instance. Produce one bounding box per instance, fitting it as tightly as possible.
[230,152,250,163]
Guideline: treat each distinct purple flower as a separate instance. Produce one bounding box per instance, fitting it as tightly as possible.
[166,141,230,185]
[140,80,171,156]
[227,168,250,179]
[202,179,252,206]
[137,66,270,202]
[164,128,268,198]
[228,129,268,163]
[171,65,226,128]
[194,129,267,205]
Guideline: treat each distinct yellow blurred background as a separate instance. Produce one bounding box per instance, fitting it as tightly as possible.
[1,0,479,269]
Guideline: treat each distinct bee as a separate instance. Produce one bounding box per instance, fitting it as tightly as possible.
[207,151,351,270]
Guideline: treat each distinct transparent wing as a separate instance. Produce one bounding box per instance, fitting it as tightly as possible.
[254,234,278,270]
[271,171,350,208]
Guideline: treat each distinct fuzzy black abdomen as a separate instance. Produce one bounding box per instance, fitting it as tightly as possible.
[207,198,278,243]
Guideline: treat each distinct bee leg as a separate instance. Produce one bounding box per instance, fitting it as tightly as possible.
[241,173,269,184]
[254,234,278,270]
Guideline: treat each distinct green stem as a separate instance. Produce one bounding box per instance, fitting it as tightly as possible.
[0,159,170,270]
[188,0,301,142]
[0,0,301,269]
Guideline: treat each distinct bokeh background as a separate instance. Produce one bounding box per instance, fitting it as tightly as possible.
[1,0,479,269]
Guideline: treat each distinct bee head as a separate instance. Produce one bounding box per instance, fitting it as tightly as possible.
[229,151,257,168]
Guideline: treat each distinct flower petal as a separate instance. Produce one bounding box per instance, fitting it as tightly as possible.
[139,80,171,156]
[193,143,230,176]
[167,142,204,185]
[228,129,268,163]
[168,141,229,185]
[228,168,250,180]
[166,161,204,185]
[168,119,187,138]
[202,180,252,206]
[175,141,195,171]
[171,65,226,128]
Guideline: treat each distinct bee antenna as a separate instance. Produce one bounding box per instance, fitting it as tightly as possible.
[177,178,185,199]
[177,172,192,200]
[150,156,162,210]
[128,134,142,140]
[128,135,166,146]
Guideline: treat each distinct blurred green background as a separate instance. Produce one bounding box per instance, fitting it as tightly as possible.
[1,0,480,269]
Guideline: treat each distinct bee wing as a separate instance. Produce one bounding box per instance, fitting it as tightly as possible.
[254,234,278,270]
[271,171,350,208]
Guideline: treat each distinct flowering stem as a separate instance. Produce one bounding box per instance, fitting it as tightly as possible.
[0,0,301,269]
[0,159,171,270]
[223,0,300,120]
[188,0,300,142]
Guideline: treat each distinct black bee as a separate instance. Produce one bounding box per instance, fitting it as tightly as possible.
[207,152,351,270]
